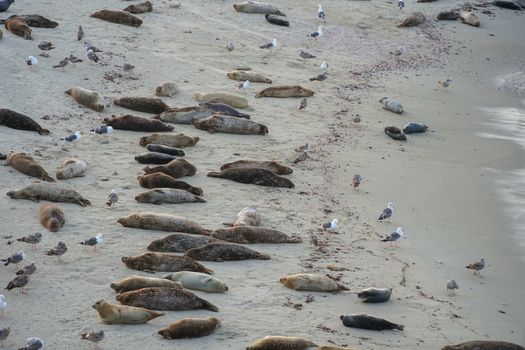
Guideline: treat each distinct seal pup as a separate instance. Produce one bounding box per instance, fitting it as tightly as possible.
[398,11,425,27]
[280,273,348,292]
[233,1,286,15]
[0,295,6,318]
[7,182,91,206]
[442,341,525,350]
[385,126,407,141]
[220,160,293,175]
[185,242,271,261]
[353,174,364,188]
[56,158,87,180]
[224,207,261,227]
[436,10,459,20]
[446,280,459,295]
[138,173,202,196]
[379,97,403,114]
[265,14,289,26]
[158,317,221,339]
[135,152,177,164]
[39,203,65,232]
[104,115,173,132]
[17,233,42,250]
[378,202,395,222]
[80,330,104,350]
[207,168,295,188]
[193,115,268,135]
[143,159,197,178]
[90,10,143,27]
[148,233,221,253]
[246,336,317,350]
[340,314,404,331]
[16,15,58,28]
[227,70,272,83]
[66,86,104,112]
[111,275,182,293]
[0,0,14,12]
[19,337,43,350]
[4,15,32,39]
[0,327,9,347]
[466,258,485,275]
[123,1,153,14]
[155,81,178,97]
[122,252,214,274]
[117,212,211,235]
[162,271,228,293]
[5,274,29,294]
[80,233,103,251]
[156,106,214,124]
[46,241,67,262]
[135,188,205,205]
[91,125,113,134]
[2,251,25,268]
[0,109,49,135]
[192,92,249,109]
[114,97,170,114]
[16,261,37,276]
[77,25,84,41]
[256,85,314,98]
[459,11,480,26]
[92,299,164,325]
[211,226,302,244]
[381,227,404,247]
[146,144,185,156]
[139,133,200,148]
[357,287,392,303]
[6,153,54,182]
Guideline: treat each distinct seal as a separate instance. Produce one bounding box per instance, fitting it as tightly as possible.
[224,207,261,227]
[436,10,459,20]
[138,173,203,196]
[0,28,2,39]
[39,203,65,232]
[162,271,228,293]
[92,299,164,325]
[265,14,290,27]
[0,109,50,135]
[402,122,428,134]
[143,159,197,178]
[4,15,32,40]
[65,86,104,112]
[193,115,268,135]
[104,115,174,132]
[148,233,221,253]
[116,287,219,312]
[135,188,206,205]
[459,11,480,26]
[227,70,272,83]
[117,212,211,235]
[246,336,317,350]
[110,275,182,293]
[385,126,407,141]
[184,242,271,261]
[139,133,200,148]
[255,85,314,98]
[114,97,170,114]
[6,153,54,182]
[123,1,153,14]
[0,0,14,12]
[200,102,250,119]
[280,274,348,292]
[398,11,425,27]
[442,341,525,350]
[233,1,286,15]
[211,226,302,244]
[146,144,185,156]
[156,106,213,124]
[158,317,221,339]
[16,15,58,28]
[135,152,178,165]
[220,160,292,175]
[207,168,295,188]
[121,252,214,274]
[90,10,143,27]
[56,158,87,180]
[155,81,178,97]
[379,97,403,114]
[192,92,249,109]
[340,314,404,331]
[357,287,392,303]
[7,181,91,206]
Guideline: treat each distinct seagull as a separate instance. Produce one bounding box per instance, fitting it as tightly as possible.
[106,190,118,207]
[321,61,329,71]
[446,279,459,295]
[390,47,404,57]
[398,0,405,9]
[294,143,309,152]
[238,80,250,89]
[37,41,55,50]
[310,72,328,81]
[16,261,37,276]
[466,258,485,276]
[81,329,104,350]
[53,57,70,68]
[438,79,452,88]
[299,50,316,59]
[19,337,44,350]
[91,125,113,134]
[381,227,404,247]
[78,25,84,41]
[68,54,83,63]
[80,234,103,252]
[308,26,323,39]
[26,56,38,66]
[0,327,9,347]
[320,218,338,231]
[17,233,42,250]
[226,42,235,51]
[46,241,67,263]
[293,150,309,164]
[5,275,29,294]
[352,174,364,189]
[62,131,81,144]
[84,42,102,52]
[318,4,326,21]
[0,295,6,319]
[378,202,395,222]
[1,251,25,268]
[260,38,277,52]
[86,49,99,63]
[298,98,307,111]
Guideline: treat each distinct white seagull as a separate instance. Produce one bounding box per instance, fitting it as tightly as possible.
[318,4,326,21]
[26,56,38,66]
[106,189,118,207]
[381,227,404,246]
[260,38,277,52]
[308,26,323,39]
[378,202,395,222]
[321,61,329,71]
[238,80,250,89]
[86,49,99,63]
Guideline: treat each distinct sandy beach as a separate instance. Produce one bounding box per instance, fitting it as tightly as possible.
[0,0,524,349]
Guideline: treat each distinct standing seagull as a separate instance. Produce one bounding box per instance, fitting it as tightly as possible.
[0,327,9,347]
[381,227,404,247]
[298,98,307,111]
[80,234,103,252]
[308,26,323,39]
[106,190,118,207]
[259,38,277,53]
[1,251,25,268]
[320,218,339,231]
[26,56,38,66]
[46,241,67,263]
[438,79,452,88]
[321,61,329,72]
[447,279,459,295]
[378,202,395,222]
[16,262,37,276]
[81,329,104,350]
[62,131,81,144]
[318,4,326,21]
[0,295,6,319]
[5,275,29,294]
[91,125,113,134]
[19,337,44,350]
[352,174,364,189]
[466,258,485,276]
[17,233,42,250]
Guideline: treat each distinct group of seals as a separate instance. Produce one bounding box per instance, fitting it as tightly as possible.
[193,115,268,135]
[7,182,91,206]
[104,115,173,132]
[121,252,214,274]
[143,159,197,178]
[340,314,404,331]
[4,15,32,39]
[123,1,152,14]
[90,10,143,27]
[255,85,314,98]
[0,109,49,135]
[66,86,105,112]
[114,97,170,114]
[92,299,163,325]
[280,273,348,292]
[162,271,229,293]
[39,203,65,232]
[56,158,87,179]
[135,188,205,205]
[110,275,182,293]
[207,167,295,188]
[140,133,200,148]
[6,153,54,182]
[158,317,220,339]
[192,92,249,109]
[117,212,211,235]
[138,173,203,196]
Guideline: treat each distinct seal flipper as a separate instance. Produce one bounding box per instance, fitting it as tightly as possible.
[199,297,219,312]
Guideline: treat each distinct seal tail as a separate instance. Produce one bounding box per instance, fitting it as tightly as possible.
[38,128,51,135]
[338,283,349,291]
[258,125,269,135]
[42,174,55,182]
[194,196,206,203]
[275,10,286,16]
[287,236,303,243]
[201,298,219,312]
[394,324,404,331]
[206,171,222,178]
[257,253,271,260]
[221,222,234,227]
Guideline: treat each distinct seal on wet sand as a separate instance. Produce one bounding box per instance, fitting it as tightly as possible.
[114,97,170,114]
[207,168,295,188]
[162,271,228,293]
[66,86,104,112]
[246,336,317,350]
[148,233,221,253]
[138,173,203,196]
[7,153,55,182]
[143,159,197,178]
[39,203,65,232]
[211,226,302,244]
[135,188,205,205]
[56,158,87,180]
[117,212,211,235]
[7,182,91,206]
[0,109,50,135]
[110,275,182,293]
[193,115,268,135]
[140,133,200,148]
[122,252,214,274]
[185,242,271,261]
[357,287,392,303]
[92,299,164,325]
[340,314,404,331]
[158,317,221,339]
[104,115,174,132]
[135,152,177,165]
[255,85,314,98]
[280,273,348,292]
[192,92,249,109]
[90,10,143,27]
[220,160,292,175]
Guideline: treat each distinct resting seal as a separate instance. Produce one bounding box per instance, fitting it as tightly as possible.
[340,314,404,331]
[7,182,90,206]
[158,317,221,339]
[90,10,142,27]
[155,81,178,97]
[162,271,228,293]
[357,287,392,303]
[56,158,87,180]
[207,168,295,188]
[143,158,197,178]
[92,299,163,325]
[402,122,428,134]
[200,102,250,119]
[442,341,525,350]
[224,207,261,227]
[139,133,199,148]
[398,11,425,27]
[148,233,221,253]
[122,252,214,274]
[66,86,104,112]
[156,106,213,124]
[193,92,249,109]
[185,242,270,261]
[459,11,480,26]
[4,15,32,39]
[110,275,182,293]
[220,160,292,175]
[114,97,170,114]
[0,109,49,135]
[135,152,177,165]
[211,226,302,244]
[246,336,317,350]
[138,173,202,196]
[7,153,54,182]
[193,115,268,135]
[117,212,211,235]
[280,274,348,292]
[385,126,407,141]
[104,115,173,132]
[135,188,205,205]
[233,1,286,15]
[227,70,272,83]
[16,15,58,28]
[146,144,185,156]
[123,1,152,14]
[39,203,65,232]
[256,85,314,98]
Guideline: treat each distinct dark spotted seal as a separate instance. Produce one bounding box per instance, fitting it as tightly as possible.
[0,109,50,135]
[220,160,292,175]
[340,314,404,331]
[211,226,302,244]
[207,168,294,188]
[200,102,250,119]
[384,126,407,141]
[184,242,270,261]
[158,317,221,339]
[114,97,170,113]
[138,173,203,196]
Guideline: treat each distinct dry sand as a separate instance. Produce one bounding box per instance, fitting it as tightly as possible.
[0,0,524,349]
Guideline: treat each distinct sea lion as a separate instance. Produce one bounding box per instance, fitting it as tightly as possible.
[65,86,104,112]
[211,226,302,244]
[114,97,170,114]
[7,182,91,207]
[117,212,211,235]
[398,11,425,27]
[158,317,221,339]
[135,188,205,205]
[220,160,292,175]
[441,341,525,350]
[280,274,348,292]
[402,122,428,134]
[92,299,163,325]
[340,314,404,331]
[436,10,459,20]
[0,109,50,135]
[39,203,65,232]
[193,115,268,135]
[90,10,143,27]
[146,144,185,156]
[110,275,182,293]
[139,133,200,148]
[143,159,197,178]
[459,11,480,26]
[318,347,356,350]
[104,115,173,132]
[116,287,219,312]
[148,233,221,253]
[6,153,54,182]
[123,1,153,14]
[192,92,249,109]
[185,242,270,261]
[155,81,178,97]
[4,15,32,39]
[162,271,228,293]
[256,85,314,98]
[199,102,250,119]
[246,336,317,350]
[233,1,286,15]
[16,15,58,28]
[265,14,290,26]
[227,70,272,83]
[379,97,403,114]
[207,168,295,188]
[357,287,392,303]
[122,252,214,274]
[138,173,202,196]
[385,126,407,141]
[135,152,177,165]
[224,207,261,227]
[156,106,213,124]
[56,158,87,180]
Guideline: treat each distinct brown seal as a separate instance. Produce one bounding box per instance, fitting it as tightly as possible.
[207,168,295,188]
[184,242,270,261]
[280,274,348,292]
[398,12,425,27]
[155,82,178,97]
[39,203,65,232]
[7,153,54,182]
[158,317,220,339]
[442,341,525,350]
[138,173,203,196]
[255,85,314,98]
[246,336,317,350]
[459,11,480,27]
[192,92,249,109]
[135,188,205,205]
[7,182,91,207]
[110,275,182,293]
[192,115,268,135]
[16,15,58,28]
[211,226,302,244]
[123,1,152,14]
[143,159,197,178]
[104,115,173,132]
[90,10,143,27]
[227,70,272,83]
[92,299,163,325]
[4,15,32,40]
[56,158,87,180]
[0,109,50,135]
[220,160,292,175]
[114,97,170,114]
[121,252,214,274]
[147,233,222,253]
[116,287,219,312]
[117,212,211,235]
[140,133,200,148]
[135,152,177,165]
[65,86,104,112]
[233,1,286,15]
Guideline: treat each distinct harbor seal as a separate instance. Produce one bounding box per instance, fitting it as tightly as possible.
[255,85,314,98]
[246,336,317,350]
[123,1,152,14]
[207,168,295,188]
[7,182,91,206]
[233,1,286,15]
[193,92,249,109]
[122,252,214,274]
[265,14,290,26]
[211,226,302,244]
[185,242,271,261]
[117,212,211,235]
[7,153,54,182]
[116,287,219,312]
[402,122,428,134]
[65,86,104,112]
[16,15,58,28]
[156,106,213,124]
[158,317,220,339]
[143,159,197,178]
[318,347,356,350]
[442,341,525,350]
[148,233,221,253]
[385,126,407,141]
[135,188,205,205]
[146,144,185,156]
[200,102,250,119]
[135,152,177,165]
[280,274,348,292]
[220,160,292,175]
[459,11,480,26]
[110,275,182,293]
[104,115,174,132]
[225,207,261,227]
[398,11,425,27]
[340,314,404,331]
[193,115,268,135]
[4,15,32,39]
[90,10,143,27]
[56,158,87,180]
[155,81,178,97]
[357,287,392,303]
[140,133,199,148]
[436,10,459,20]
[114,97,170,114]
[92,299,163,325]
[138,173,202,196]
[379,97,403,114]
[162,271,228,293]
[39,203,65,232]
[227,70,272,83]
[0,109,50,135]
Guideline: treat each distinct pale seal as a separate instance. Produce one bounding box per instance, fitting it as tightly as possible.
[135,188,205,205]
[92,299,163,325]
[56,158,87,180]
[246,336,317,350]
[116,287,219,311]
[110,275,182,293]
